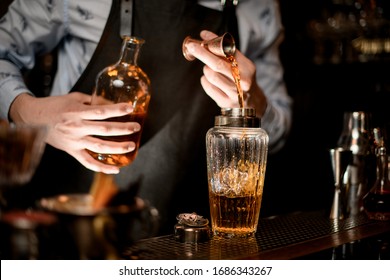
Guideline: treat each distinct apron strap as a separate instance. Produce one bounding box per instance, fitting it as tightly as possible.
[120,0,133,38]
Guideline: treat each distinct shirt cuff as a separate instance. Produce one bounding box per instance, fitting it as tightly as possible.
[0,75,33,120]
[260,102,276,129]
[260,102,288,154]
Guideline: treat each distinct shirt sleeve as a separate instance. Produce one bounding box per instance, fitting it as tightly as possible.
[0,0,67,119]
[237,0,293,153]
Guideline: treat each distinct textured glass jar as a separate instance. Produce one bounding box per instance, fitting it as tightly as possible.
[206,108,269,238]
[87,36,151,167]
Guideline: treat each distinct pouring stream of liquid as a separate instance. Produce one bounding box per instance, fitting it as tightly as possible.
[227,55,244,108]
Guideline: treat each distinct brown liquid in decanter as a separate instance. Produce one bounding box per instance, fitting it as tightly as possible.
[87,36,151,167]
[363,134,390,221]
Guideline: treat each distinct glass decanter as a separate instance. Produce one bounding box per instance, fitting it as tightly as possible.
[86,36,151,209]
[363,136,390,221]
[87,36,151,168]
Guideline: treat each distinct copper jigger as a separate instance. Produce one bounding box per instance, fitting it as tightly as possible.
[182,32,236,61]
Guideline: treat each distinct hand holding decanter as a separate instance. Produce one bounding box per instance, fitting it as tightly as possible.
[87,36,151,168]
[86,36,151,208]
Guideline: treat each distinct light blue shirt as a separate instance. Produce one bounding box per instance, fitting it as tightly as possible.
[0,0,292,152]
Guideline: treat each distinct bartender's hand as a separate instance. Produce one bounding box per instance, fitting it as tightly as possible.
[186,30,267,117]
[9,92,140,174]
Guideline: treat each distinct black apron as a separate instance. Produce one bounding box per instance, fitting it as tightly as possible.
[16,0,238,235]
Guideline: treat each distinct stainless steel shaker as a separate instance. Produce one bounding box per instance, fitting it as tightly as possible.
[331,111,374,219]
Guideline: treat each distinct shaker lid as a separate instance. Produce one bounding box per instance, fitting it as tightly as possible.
[174,213,210,243]
[215,108,260,127]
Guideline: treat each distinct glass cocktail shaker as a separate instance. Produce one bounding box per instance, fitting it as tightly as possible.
[206,108,268,238]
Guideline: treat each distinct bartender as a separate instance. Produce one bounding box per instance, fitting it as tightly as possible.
[0,0,292,234]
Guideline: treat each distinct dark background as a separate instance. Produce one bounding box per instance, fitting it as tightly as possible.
[2,0,390,217]
[263,0,390,216]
